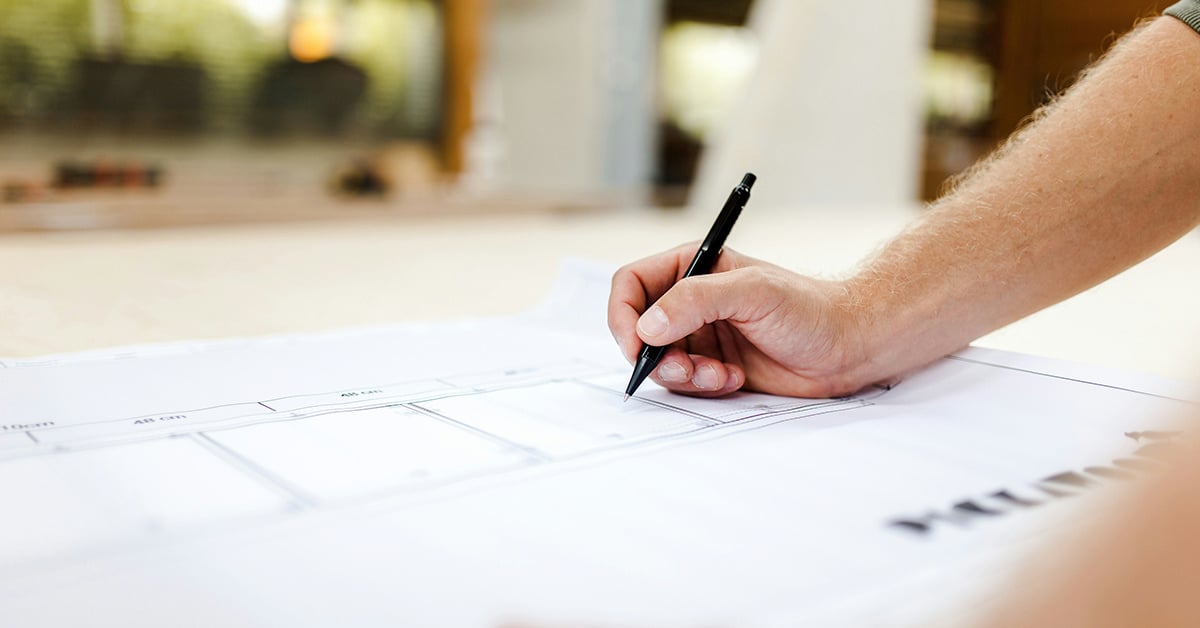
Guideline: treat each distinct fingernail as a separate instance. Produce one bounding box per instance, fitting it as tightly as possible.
[637,306,669,337]
[693,365,719,390]
[659,362,688,383]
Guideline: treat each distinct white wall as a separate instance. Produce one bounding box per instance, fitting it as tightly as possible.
[480,0,661,199]
[692,0,934,211]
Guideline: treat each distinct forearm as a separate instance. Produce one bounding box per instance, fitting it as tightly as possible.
[843,17,1200,385]
[980,424,1200,627]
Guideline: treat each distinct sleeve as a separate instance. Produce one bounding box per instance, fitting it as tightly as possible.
[1165,0,1200,34]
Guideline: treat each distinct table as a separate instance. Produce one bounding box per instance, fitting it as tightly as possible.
[2,205,1197,382]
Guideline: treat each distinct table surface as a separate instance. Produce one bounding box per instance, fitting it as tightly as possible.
[2,205,1197,383]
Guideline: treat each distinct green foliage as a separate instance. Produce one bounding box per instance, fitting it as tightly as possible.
[0,0,92,116]
[0,0,441,137]
[343,0,442,136]
[121,0,277,124]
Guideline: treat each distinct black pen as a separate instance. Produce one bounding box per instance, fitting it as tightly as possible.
[624,172,755,401]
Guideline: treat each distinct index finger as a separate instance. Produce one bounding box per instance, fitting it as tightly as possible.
[607,243,743,362]
[608,245,688,362]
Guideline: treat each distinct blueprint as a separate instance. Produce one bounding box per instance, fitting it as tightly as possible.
[1,260,1195,626]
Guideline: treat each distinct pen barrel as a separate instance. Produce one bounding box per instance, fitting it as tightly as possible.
[625,173,754,400]
[685,178,752,277]
[624,344,667,397]
[640,343,667,363]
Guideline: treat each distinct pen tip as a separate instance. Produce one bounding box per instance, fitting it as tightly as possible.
[623,394,630,403]
[740,172,756,189]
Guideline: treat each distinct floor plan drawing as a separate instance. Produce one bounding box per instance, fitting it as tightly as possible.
[2,263,1195,626]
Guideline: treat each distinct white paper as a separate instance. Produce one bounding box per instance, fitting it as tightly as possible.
[1,259,1195,627]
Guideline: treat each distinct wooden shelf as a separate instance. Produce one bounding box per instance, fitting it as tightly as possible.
[922,0,1176,200]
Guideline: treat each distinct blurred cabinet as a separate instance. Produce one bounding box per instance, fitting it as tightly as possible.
[993,0,1174,138]
[923,0,1176,200]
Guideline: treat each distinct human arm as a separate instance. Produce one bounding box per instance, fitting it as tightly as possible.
[977,427,1200,627]
[608,16,1200,398]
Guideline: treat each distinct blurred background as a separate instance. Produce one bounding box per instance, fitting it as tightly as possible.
[0,0,1177,231]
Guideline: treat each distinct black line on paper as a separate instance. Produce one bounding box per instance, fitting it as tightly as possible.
[947,355,1190,402]
[190,432,317,510]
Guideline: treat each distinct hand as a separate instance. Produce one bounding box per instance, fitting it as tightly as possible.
[608,244,871,398]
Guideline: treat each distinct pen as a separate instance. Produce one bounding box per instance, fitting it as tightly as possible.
[624,172,756,401]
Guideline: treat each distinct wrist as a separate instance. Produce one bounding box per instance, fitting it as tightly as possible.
[830,273,919,392]
[813,277,892,394]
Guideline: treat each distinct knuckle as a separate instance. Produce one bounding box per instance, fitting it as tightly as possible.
[743,265,790,295]
[738,264,773,285]
[611,264,634,287]
[674,241,702,264]
[673,277,706,308]
[721,247,743,266]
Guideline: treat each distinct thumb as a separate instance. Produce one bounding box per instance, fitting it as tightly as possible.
[636,269,769,346]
